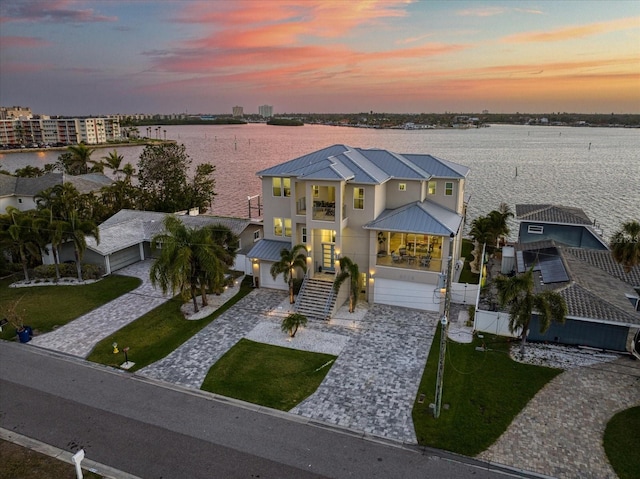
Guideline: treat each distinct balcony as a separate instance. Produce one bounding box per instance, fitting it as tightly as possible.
[312,201,335,221]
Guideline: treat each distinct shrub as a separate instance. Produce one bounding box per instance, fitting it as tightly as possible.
[32,263,104,280]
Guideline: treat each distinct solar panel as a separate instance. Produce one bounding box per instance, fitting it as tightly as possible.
[539,255,569,283]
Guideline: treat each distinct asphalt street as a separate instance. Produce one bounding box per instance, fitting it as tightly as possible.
[0,342,531,479]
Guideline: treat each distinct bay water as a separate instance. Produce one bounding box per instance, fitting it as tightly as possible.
[2,123,638,241]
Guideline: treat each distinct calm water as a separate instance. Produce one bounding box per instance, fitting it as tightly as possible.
[2,124,638,240]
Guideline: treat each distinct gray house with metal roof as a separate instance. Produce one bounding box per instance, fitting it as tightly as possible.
[248,144,470,313]
[49,209,262,275]
[0,172,113,214]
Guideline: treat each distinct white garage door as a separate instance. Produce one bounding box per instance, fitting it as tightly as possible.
[374,278,439,312]
[259,263,287,290]
[109,245,141,272]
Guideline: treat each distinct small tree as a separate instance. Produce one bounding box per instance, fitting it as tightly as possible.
[281,313,308,338]
[494,268,567,355]
[270,244,307,304]
[1,295,26,331]
[611,220,640,273]
[333,256,359,313]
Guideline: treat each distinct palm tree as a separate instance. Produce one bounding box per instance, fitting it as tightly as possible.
[281,313,308,338]
[333,256,360,313]
[63,211,100,281]
[102,150,125,178]
[270,244,307,304]
[121,163,136,183]
[0,207,42,281]
[611,220,640,273]
[494,268,567,355]
[67,143,97,175]
[469,215,493,247]
[34,208,67,281]
[193,224,238,306]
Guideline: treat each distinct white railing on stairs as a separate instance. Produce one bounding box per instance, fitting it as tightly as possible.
[293,267,311,313]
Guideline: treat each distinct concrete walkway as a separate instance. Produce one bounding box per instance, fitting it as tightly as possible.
[478,358,640,478]
[29,260,171,358]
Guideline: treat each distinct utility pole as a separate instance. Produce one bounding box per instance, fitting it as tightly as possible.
[433,233,455,418]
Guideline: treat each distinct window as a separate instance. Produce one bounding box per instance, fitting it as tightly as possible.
[312,185,319,198]
[273,217,283,236]
[301,227,307,243]
[428,181,436,195]
[272,178,281,196]
[272,177,290,197]
[284,218,292,237]
[445,182,453,196]
[398,183,406,191]
[18,198,23,203]
[253,229,261,241]
[528,225,544,234]
[354,187,364,209]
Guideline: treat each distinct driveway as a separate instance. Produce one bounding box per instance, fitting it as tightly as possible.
[478,358,640,478]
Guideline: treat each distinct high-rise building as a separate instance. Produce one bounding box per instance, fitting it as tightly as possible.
[232,106,244,117]
[258,105,273,118]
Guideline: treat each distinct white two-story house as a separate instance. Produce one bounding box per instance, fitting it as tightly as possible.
[248,144,470,313]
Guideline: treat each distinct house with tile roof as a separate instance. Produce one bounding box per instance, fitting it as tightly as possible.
[48,209,263,275]
[248,144,470,316]
[507,240,640,353]
[515,204,608,249]
[0,172,113,214]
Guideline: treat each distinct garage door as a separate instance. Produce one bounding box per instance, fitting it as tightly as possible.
[109,245,141,272]
[259,263,287,290]
[374,278,439,312]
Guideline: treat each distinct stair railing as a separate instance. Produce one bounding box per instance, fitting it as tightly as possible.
[294,267,311,313]
[321,270,338,320]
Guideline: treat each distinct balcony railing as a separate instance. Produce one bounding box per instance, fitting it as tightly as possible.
[312,201,335,221]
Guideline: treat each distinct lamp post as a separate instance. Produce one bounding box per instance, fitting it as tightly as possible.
[433,232,455,418]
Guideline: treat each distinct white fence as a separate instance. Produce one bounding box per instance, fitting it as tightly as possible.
[474,309,521,338]
[449,282,480,305]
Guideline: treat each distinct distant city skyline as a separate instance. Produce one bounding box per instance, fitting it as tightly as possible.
[1,0,638,116]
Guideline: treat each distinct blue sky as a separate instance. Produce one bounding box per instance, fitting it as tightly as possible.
[1,0,639,115]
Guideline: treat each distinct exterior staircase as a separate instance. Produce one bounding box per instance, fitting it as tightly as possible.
[295,275,337,320]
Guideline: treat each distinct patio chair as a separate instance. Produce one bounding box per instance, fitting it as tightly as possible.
[391,252,401,263]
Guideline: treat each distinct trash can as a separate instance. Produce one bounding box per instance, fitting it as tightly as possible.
[17,327,31,343]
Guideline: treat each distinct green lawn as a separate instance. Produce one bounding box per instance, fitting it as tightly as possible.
[412,326,561,456]
[0,275,141,341]
[604,406,640,479]
[201,338,336,411]
[87,276,254,372]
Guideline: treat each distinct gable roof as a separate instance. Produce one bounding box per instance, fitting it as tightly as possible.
[256,144,470,185]
[87,209,253,255]
[0,172,112,197]
[515,204,593,225]
[363,200,463,236]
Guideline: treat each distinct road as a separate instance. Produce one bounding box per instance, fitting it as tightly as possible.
[0,342,531,479]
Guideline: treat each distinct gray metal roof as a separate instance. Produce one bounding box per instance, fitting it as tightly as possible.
[247,239,292,262]
[516,204,593,225]
[256,144,470,185]
[363,200,463,236]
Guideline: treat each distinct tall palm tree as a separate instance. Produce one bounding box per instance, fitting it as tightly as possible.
[194,224,238,306]
[611,220,640,273]
[494,267,567,355]
[34,208,67,281]
[270,244,307,304]
[469,215,493,246]
[0,207,41,281]
[67,143,97,175]
[102,149,125,178]
[333,256,360,313]
[121,163,136,183]
[63,211,100,281]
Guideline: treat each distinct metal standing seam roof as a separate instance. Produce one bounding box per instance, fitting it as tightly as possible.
[256,144,470,185]
[363,200,463,236]
[247,239,293,262]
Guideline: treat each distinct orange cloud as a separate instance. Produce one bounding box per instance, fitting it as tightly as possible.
[503,16,640,43]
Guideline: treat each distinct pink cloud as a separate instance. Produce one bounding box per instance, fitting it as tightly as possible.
[1,0,116,24]
[0,61,54,73]
[503,16,640,43]
[0,35,51,48]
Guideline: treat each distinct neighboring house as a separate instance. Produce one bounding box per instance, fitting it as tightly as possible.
[0,172,113,214]
[512,240,640,353]
[48,209,263,275]
[248,144,470,313]
[515,204,608,249]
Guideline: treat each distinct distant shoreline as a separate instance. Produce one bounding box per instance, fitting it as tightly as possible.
[0,139,175,155]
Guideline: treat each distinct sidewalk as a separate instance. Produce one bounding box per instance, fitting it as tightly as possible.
[29,260,171,358]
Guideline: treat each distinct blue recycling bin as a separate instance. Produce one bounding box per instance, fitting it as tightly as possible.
[17,326,32,343]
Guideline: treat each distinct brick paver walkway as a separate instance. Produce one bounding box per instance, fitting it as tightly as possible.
[478,358,640,478]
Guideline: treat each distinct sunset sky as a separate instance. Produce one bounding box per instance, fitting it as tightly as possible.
[1,0,639,115]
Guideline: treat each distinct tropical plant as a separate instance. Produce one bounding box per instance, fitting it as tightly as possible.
[281,313,308,338]
[63,210,100,281]
[66,143,98,174]
[494,267,567,355]
[333,256,360,313]
[270,244,308,304]
[469,215,493,246]
[1,295,26,331]
[102,149,125,178]
[0,207,42,281]
[611,220,640,273]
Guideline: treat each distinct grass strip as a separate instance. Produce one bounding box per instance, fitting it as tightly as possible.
[604,406,640,479]
[87,276,254,372]
[0,275,141,341]
[412,326,560,456]
[201,338,336,411]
